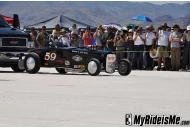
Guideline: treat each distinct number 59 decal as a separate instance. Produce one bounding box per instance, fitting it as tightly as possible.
[44,52,57,61]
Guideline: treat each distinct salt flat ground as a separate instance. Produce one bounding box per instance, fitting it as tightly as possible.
[0,68,190,126]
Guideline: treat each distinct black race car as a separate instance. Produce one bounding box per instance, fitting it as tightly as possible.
[21,46,132,76]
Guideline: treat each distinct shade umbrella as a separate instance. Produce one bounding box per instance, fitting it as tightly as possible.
[131,15,153,22]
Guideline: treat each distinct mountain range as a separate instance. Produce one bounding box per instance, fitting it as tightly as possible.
[0,1,190,29]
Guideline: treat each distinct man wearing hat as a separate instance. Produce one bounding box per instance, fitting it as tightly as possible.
[156,23,171,71]
[102,27,115,52]
[181,25,190,71]
[169,24,183,71]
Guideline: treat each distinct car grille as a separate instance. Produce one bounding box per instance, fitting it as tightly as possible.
[1,37,27,47]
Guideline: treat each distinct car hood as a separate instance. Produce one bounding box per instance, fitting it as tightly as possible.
[0,27,29,37]
[29,47,113,55]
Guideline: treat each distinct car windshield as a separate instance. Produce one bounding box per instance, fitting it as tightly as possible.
[0,15,10,27]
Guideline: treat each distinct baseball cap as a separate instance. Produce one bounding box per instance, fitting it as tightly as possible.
[60,29,66,32]
[71,31,76,35]
[187,25,190,31]
[128,29,133,33]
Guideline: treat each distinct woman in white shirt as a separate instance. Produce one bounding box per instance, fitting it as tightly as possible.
[132,27,145,70]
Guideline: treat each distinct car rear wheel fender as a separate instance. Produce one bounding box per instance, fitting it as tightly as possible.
[11,65,25,72]
[87,58,101,76]
[24,52,41,74]
[118,59,132,76]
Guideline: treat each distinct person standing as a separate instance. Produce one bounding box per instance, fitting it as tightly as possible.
[79,29,85,47]
[93,25,104,50]
[181,25,190,71]
[169,24,183,71]
[145,26,156,70]
[132,27,145,70]
[156,23,171,71]
[125,29,134,62]
[36,26,49,48]
[29,27,38,48]
[102,27,115,52]
[52,24,61,38]
[82,26,92,47]
[113,30,125,62]
[69,24,78,35]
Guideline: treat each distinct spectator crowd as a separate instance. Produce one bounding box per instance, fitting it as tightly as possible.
[29,23,190,71]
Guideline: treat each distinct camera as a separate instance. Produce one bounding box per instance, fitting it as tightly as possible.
[117,37,120,40]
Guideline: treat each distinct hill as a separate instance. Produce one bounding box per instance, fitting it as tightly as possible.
[0,1,190,28]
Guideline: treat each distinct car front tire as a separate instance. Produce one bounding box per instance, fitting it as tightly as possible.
[24,53,41,74]
[118,59,132,76]
[87,58,101,76]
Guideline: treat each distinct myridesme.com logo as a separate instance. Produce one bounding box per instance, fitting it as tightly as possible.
[125,114,190,126]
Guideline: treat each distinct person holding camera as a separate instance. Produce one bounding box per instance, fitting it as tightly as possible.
[93,25,104,50]
[102,27,115,52]
[113,30,125,62]
[132,27,145,70]
[82,26,92,47]
[156,23,171,71]
[181,25,190,71]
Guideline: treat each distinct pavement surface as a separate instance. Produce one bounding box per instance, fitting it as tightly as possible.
[0,68,190,126]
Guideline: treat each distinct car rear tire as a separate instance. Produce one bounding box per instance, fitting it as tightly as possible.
[11,65,25,72]
[24,53,41,74]
[118,59,132,76]
[87,58,101,76]
[55,68,67,74]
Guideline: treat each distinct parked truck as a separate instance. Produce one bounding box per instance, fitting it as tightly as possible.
[0,14,33,72]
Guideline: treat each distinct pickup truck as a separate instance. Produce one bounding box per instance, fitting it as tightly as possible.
[0,14,33,72]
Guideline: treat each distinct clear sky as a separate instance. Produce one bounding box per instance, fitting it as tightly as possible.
[148,1,189,5]
[131,1,189,5]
